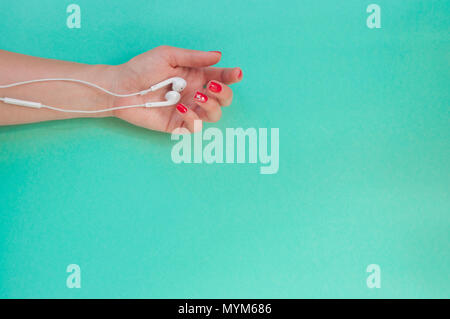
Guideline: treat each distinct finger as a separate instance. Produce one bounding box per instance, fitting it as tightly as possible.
[192,91,222,122]
[175,103,203,133]
[206,80,233,106]
[203,67,243,85]
[157,46,221,68]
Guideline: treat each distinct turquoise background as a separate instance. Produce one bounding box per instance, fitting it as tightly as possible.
[0,0,449,298]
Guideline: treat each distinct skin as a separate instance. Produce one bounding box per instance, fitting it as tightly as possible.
[0,46,243,132]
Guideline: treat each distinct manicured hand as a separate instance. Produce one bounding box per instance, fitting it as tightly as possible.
[110,46,243,133]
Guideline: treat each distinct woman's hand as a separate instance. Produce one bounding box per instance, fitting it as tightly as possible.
[109,46,243,133]
[0,47,242,130]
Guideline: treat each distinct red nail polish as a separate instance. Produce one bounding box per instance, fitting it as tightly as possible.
[194,91,208,103]
[208,81,222,93]
[209,51,222,55]
[238,69,243,79]
[176,103,187,114]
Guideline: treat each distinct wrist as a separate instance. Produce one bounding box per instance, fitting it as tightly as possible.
[81,64,119,118]
[0,51,122,125]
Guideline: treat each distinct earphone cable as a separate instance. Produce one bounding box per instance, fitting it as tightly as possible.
[0,78,151,97]
[0,77,185,112]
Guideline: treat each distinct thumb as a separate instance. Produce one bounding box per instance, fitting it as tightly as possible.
[158,46,221,68]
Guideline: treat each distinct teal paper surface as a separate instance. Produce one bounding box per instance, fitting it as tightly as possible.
[0,0,448,298]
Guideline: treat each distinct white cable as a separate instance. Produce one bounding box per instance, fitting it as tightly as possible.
[0,77,186,113]
[0,97,174,113]
[0,78,151,97]
[43,104,147,113]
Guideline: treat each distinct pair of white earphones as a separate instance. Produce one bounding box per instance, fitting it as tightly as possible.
[0,77,187,113]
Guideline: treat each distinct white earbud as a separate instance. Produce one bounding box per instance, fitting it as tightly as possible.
[141,77,185,107]
[145,91,181,107]
[147,77,187,93]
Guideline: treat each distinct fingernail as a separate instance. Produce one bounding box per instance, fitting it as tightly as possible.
[237,68,243,79]
[194,91,208,103]
[176,103,187,114]
[208,81,222,93]
[209,51,222,55]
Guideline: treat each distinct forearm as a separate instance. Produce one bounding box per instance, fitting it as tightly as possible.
[0,50,115,125]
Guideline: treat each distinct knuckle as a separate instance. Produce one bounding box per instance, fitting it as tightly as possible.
[217,87,232,105]
[208,109,222,123]
[155,45,170,51]
[208,116,221,123]
[224,90,233,106]
[204,99,220,111]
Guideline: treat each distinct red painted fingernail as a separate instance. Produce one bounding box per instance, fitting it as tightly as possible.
[208,81,222,93]
[194,91,208,103]
[176,103,187,114]
[237,69,243,79]
[209,51,222,55]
